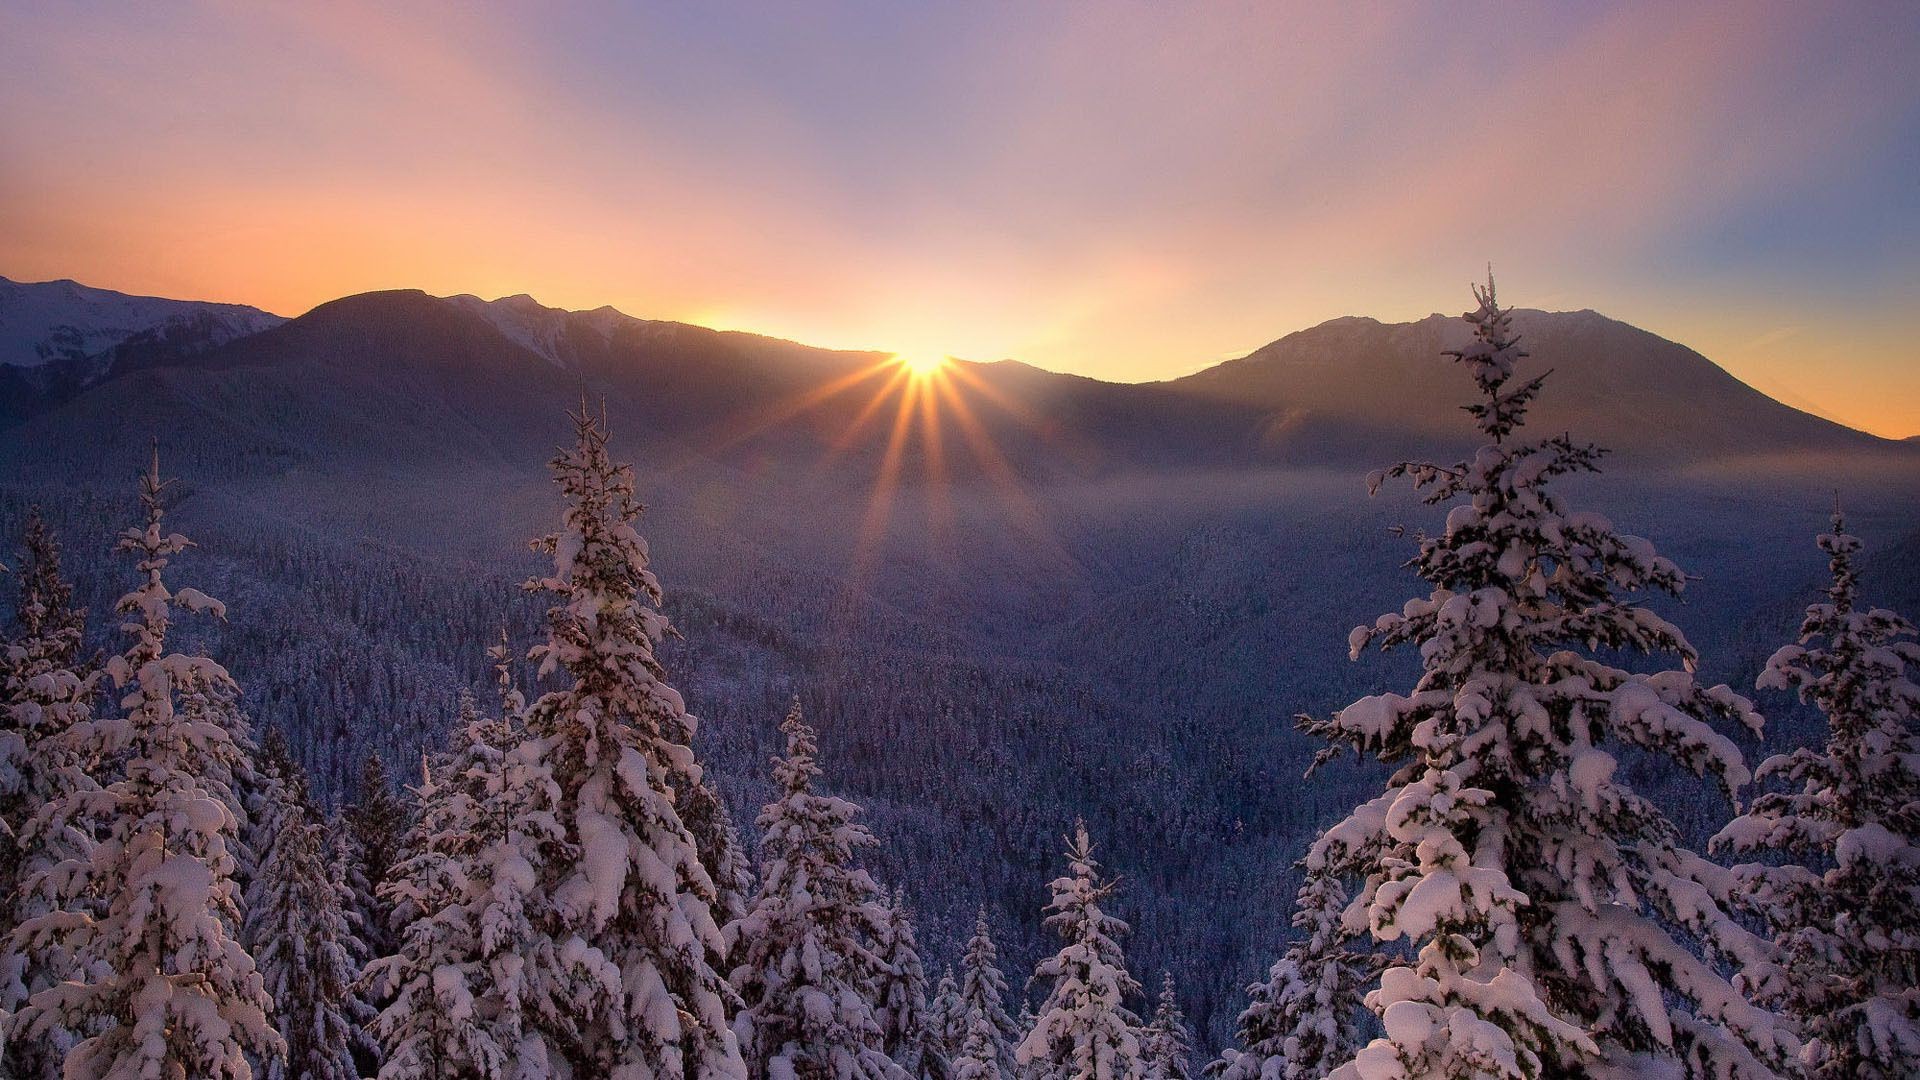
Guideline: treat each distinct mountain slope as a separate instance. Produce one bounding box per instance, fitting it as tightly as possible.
[1167,308,1892,463]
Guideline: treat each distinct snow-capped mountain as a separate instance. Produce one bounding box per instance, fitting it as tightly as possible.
[0,275,282,368]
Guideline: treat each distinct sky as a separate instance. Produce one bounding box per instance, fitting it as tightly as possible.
[2,2,1917,436]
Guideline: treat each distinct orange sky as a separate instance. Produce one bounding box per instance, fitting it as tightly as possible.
[3,2,1916,437]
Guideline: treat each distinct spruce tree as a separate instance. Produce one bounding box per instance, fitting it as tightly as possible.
[3,449,281,1079]
[508,409,744,1078]
[345,750,410,957]
[1018,822,1144,1080]
[1211,873,1369,1080]
[366,689,533,1079]
[1713,512,1920,1078]
[731,700,906,1079]
[957,909,1021,1077]
[1299,278,1793,1078]
[0,508,99,1080]
[929,966,967,1064]
[1141,974,1195,1080]
[247,753,363,1080]
[876,889,933,1075]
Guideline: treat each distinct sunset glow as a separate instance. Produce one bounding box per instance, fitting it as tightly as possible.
[1,3,1916,435]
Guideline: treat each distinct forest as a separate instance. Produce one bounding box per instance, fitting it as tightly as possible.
[2,281,1917,1080]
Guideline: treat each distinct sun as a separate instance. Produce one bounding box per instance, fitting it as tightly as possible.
[893,350,951,378]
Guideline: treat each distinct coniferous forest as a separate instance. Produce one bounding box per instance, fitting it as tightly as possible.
[4,279,1917,1079]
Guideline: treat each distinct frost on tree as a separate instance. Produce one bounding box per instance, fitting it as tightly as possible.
[928,966,967,1066]
[1210,872,1371,1080]
[346,749,412,959]
[1140,974,1195,1080]
[0,507,100,1080]
[2,449,282,1079]
[954,909,1021,1079]
[366,687,538,1080]
[730,700,907,1080]
[246,750,364,1080]
[1713,513,1920,1079]
[1299,279,1793,1079]
[874,889,933,1076]
[1018,822,1144,1080]
[510,409,745,1079]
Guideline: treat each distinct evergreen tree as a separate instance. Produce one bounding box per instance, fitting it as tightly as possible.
[508,409,744,1078]
[928,966,967,1064]
[876,889,933,1075]
[366,689,534,1080]
[329,815,384,1076]
[1018,822,1144,1080]
[1140,974,1194,1080]
[1300,278,1793,1078]
[1714,512,1920,1078]
[345,750,410,957]
[247,753,363,1080]
[731,700,906,1079]
[957,909,1021,1077]
[1210,873,1370,1080]
[3,449,282,1079]
[0,507,99,1080]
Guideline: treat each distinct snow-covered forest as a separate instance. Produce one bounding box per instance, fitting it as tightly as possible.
[3,281,1918,1079]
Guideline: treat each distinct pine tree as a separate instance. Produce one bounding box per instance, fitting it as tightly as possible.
[1299,278,1793,1078]
[929,966,967,1064]
[506,408,744,1078]
[0,507,99,1080]
[366,689,534,1079]
[1140,974,1194,1080]
[247,752,363,1080]
[346,750,410,958]
[1713,512,1920,1078]
[876,889,933,1075]
[1018,822,1144,1080]
[730,700,906,1079]
[957,909,1021,1077]
[1211,874,1369,1080]
[3,448,282,1079]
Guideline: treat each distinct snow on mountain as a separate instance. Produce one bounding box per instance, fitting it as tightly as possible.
[0,275,283,368]
[447,291,637,370]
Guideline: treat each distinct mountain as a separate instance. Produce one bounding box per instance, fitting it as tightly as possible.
[2,278,1916,1046]
[0,275,284,425]
[1166,308,1894,463]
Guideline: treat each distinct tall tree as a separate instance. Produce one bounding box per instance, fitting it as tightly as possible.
[1300,278,1792,1078]
[3,448,281,1079]
[1140,974,1195,1080]
[730,700,906,1080]
[928,966,966,1065]
[366,689,536,1080]
[875,889,933,1075]
[1018,822,1144,1080]
[247,753,364,1080]
[345,750,410,957]
[509,409,744,1078]
[1714,512,1920,1078]
[0,507,99,1080]
[956,910,1020,1078]
[1210,873,1370,1080]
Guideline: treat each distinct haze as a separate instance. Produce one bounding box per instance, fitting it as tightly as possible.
[2,1,1916,436]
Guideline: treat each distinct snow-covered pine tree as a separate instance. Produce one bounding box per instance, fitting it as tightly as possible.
[345,750,410,958]
[328,815,384,1076]
[3,448,282,1079]
[507,408,744,1078]
[0,507,99,1080]
[1713,512,1920,1078]
[730,699,906,1079]
[246,750,363,1080]
[875,889,933,1075]
[929,966,967,1064]
[1140,974,1195,1080]
[1017,822,1144,1080]
[1299,277,1793,1079]
[957,909,1021,1077]
[366,687,534,1080]
[1210,872,1370,1080]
